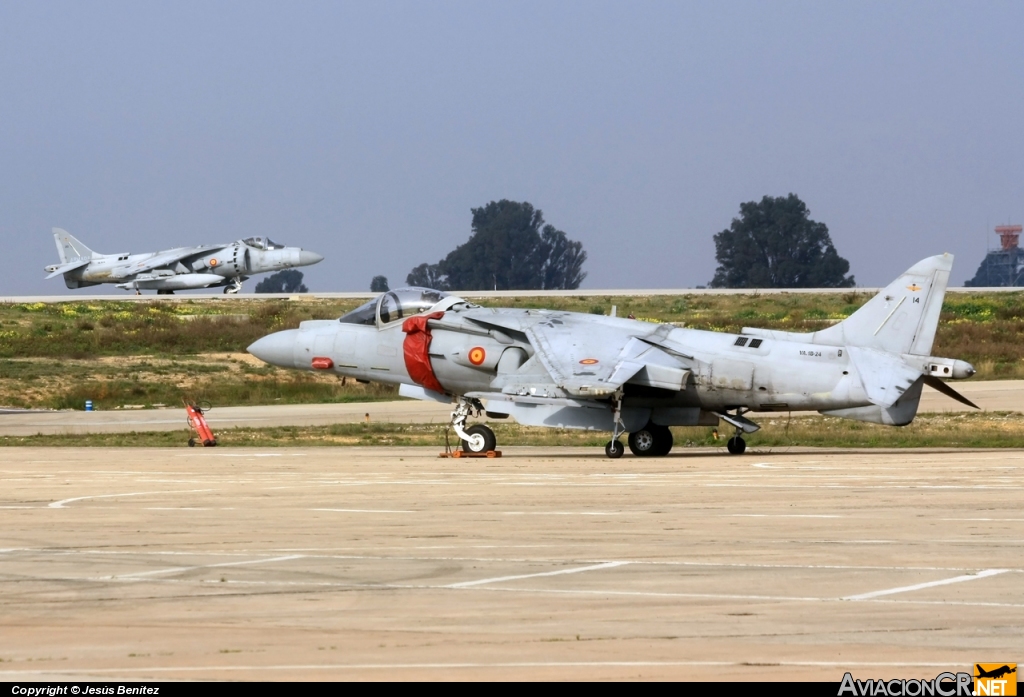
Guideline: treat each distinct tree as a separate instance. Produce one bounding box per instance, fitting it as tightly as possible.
[709,194,855,288]
[406,200,587,290]
[254,269,308,293]
[370,275,389,292]
[406,262,450,290]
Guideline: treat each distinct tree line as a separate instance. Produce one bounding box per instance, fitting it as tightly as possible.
[368,194,852,293]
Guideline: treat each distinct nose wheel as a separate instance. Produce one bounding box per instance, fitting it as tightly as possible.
[605,440,624,458]
[461,424,496,454]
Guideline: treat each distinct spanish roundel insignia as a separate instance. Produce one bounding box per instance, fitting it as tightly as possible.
[209,258,219,267]
[579,358,599,365]
[906,283,921,291]
[469,347,486,365]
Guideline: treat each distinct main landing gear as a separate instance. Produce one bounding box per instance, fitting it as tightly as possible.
[628,423,674,457]
[605,422,674,459]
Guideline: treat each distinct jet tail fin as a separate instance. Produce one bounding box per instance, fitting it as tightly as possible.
[53,228,96,263]
[809,254,952,356]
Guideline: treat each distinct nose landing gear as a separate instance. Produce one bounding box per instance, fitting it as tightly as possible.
[443,396,499,457]
[604,390,627,459]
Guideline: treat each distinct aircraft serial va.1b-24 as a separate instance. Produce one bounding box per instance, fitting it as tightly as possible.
[44,228,323,294]
[248,254,977,458]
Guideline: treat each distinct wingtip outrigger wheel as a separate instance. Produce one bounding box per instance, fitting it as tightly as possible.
[727,436,746,455]
[715,408,759,455]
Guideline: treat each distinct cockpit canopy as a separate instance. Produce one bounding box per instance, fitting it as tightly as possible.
[241,236,285,250]
[339,287,450,328]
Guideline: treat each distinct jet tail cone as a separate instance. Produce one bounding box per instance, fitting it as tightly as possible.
[248,329,299,368]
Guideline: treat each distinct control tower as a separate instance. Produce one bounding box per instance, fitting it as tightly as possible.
[965,224,1024,287]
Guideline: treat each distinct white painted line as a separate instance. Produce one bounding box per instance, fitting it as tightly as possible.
[0,660,976,676]
[312,508,415,514]
[843,568,1010,601]
[15,548,1012,573]
[502,511,622,516]
[109,554,305,579]
[445,561,628,588]
[727,514,842,518]
[49,489,214,508]
[942,518,1024,522]
[144,507,213,510]
[46,575,1024,609]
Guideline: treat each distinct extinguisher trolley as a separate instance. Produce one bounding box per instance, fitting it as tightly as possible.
[184,400,217,447]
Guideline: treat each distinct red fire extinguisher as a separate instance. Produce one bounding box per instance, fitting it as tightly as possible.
[184,401,217,447]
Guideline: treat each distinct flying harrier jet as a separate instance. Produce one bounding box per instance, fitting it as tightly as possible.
[248,254,977,458]
[44,228,323,294]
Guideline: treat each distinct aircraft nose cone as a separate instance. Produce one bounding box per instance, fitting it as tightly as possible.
[247,329,298,368]
[298,250,324,266]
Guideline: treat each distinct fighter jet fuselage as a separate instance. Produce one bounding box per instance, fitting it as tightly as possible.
[249,255,977,458]
[45,229,323,294]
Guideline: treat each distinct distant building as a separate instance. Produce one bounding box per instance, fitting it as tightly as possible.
[965,225,1024,287]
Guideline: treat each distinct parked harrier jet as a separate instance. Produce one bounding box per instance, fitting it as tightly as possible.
[248,254,977,458]
[44,228,323,294]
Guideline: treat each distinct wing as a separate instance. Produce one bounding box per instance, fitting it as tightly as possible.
[113,245,226,278]
[520,317,690,398]
[44,259,90,279]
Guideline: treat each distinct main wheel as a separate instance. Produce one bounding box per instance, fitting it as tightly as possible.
[188,438,196,447]
[727,436,746,455]
[605,440,624,459]
[653,425,674,456]
[628,426,659,456]
[461,424,496,454]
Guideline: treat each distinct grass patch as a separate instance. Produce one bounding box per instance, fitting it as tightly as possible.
[1,291,1022,410]
[2,412,1021,448]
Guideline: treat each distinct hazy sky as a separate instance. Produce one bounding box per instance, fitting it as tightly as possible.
[1,1,1022,295]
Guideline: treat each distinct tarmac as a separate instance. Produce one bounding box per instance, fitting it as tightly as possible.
[0,379,1020,437]
[0,446,1021,681]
